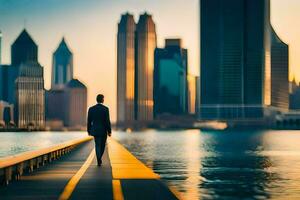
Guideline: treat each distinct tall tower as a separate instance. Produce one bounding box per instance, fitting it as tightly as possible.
[271,27,289,111]
[11,29,45,129]
[117,13,136,124]
[199,0,272,119]
[135,13,157,121]
[51,38,73,89]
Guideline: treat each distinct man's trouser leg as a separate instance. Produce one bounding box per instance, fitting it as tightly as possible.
[94,135,107,164]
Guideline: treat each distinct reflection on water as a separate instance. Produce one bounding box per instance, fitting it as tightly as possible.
[0,131,87,158]
[113,130,300,199]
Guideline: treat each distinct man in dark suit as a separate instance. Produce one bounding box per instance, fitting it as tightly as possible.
[87,94,112,166]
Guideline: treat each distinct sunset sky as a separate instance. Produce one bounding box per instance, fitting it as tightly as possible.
[0,0,300,121]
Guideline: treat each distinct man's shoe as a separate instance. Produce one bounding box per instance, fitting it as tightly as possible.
[97,160,102,166]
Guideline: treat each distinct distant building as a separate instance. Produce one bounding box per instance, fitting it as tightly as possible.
[290,78,298,94]
[290,81,300,110]
[188,75,197,115]
[45,88,65,122]
[63,79,87,128]
[52,38,73,89]
[46,79,87,129]
[270,28,289,112]
[11,30,45,129]
[46,38,87,130]
[154,39,188,118]
[117,13,136,124]
[135,13,157,121]
[0,101,14,128]
[0,65,19,104]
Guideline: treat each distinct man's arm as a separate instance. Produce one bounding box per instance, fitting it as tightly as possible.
[106,108,112,136]
[87,108,92,135]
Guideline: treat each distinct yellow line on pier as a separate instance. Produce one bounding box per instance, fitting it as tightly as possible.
[112,179,124,200]
[108,138,183,200]
[58,149,95,200]
[108,138,159,179]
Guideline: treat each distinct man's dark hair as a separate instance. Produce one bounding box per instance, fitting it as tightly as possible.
[97,94,104,103]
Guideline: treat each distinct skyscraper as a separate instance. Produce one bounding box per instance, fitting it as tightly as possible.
[199,0,275,119]
[135,13,157,121]
[117,13,136,124]
[188,74,197,115]
[52,38,73,88]
[271,28,289,111]
[154,39,188,117]
[46,38,87,130]
[11,29,45,129]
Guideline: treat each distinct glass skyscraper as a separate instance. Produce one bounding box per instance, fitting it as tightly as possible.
[117,13,136,124]
[199,0,279,119]
[154,39,188,118]
[271,28,289,111]
[135,13,157,121]
[51,38,73,89]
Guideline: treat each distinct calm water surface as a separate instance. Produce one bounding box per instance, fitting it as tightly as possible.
[0,131,87,158]
[1,130,300,199]
[113,130,300,200]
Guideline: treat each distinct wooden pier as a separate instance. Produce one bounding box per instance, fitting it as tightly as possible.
[0,137,180,200]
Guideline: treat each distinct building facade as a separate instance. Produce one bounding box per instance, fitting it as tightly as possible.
[199,0,287,120]
[10,29,45,129]
[52,38,73,88]
[117,13,136,124]
[270,28,289,112]
[63,79,87,128]
[45,88,65,122]
[15,63,45,129]
[135,13,157,121]
[154,39,188,117]
[0,65,19,104]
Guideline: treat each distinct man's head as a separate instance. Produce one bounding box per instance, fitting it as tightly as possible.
[96,94,104,104]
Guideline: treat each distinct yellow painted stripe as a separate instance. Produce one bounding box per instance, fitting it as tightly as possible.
[112,179,124,200]
[108,138,159,179]
[108,138,182,199]
[58,149,95,200]
[168,185,184,200]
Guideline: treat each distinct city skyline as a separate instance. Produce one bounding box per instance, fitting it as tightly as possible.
[0,0,300,121]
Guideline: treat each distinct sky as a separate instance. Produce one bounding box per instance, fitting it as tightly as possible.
[0,0,300,121]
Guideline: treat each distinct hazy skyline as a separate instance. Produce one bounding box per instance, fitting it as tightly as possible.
[0,0,300,121]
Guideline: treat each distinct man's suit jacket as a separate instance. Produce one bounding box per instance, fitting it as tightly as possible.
[87,103,111,137]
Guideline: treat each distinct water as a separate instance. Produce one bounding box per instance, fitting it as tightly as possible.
[0,131,87,158]
[113,130,300,200]
[1,130,300,199]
